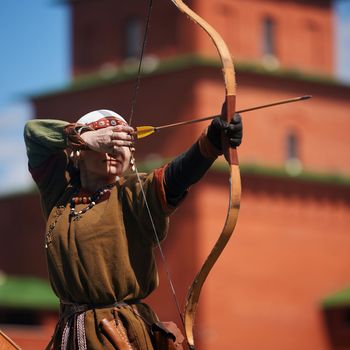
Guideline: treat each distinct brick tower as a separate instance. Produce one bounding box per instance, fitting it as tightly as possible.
[1,1,349,349]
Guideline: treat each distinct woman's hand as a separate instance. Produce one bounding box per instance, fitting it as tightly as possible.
[80,125,135,154]
[207,114,243,152]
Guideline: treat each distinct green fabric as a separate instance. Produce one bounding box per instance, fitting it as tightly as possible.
[24,119,69,168]
[24,119,76,218]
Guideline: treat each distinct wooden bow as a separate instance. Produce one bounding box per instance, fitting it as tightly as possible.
[0,330,22,350]
[169,1,241,349]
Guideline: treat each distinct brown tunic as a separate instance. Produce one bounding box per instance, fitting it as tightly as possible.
[24,120,176,349]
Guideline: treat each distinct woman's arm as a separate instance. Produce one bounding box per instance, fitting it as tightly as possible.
[164,114,243,206]
[24,119,87,217]
[24,119,70,168]
[24,119,91,168]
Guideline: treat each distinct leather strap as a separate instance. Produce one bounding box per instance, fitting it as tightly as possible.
[100,318,133,350]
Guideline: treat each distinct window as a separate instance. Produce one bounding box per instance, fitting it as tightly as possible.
[262,16,276,57]
[305,20,326,71]
[124,18,142,59]
[286,132,298,161]
[285,131,302,175]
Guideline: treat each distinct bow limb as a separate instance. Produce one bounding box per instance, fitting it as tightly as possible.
[170,1,241,349]
[0,330,22,350]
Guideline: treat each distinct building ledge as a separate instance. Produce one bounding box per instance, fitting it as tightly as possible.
[137,158,350,187]
[239,163,350,187]
[31,55,350,100]
[1,160,349,200]
[323,286,350,308]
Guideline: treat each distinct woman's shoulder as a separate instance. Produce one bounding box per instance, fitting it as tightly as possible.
[118,172,153,187]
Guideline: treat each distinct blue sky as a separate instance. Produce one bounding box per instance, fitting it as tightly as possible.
[0,0,349,196]
[0,0,69,195]
[335,0,350,82]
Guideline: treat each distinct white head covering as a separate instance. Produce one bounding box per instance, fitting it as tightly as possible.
[77,109,127,126]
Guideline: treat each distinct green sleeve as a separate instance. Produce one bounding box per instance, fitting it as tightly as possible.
[24,119,76,218]
[24,119,69,168]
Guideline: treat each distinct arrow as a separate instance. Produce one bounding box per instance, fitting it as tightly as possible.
[135,95,312,139]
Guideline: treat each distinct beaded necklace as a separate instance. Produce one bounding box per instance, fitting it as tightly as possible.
[69,182,115,220]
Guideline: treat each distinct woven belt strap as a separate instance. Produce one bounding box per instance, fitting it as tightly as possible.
[59,299,141,350]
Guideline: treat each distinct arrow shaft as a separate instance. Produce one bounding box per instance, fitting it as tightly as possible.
[154,95,311,132]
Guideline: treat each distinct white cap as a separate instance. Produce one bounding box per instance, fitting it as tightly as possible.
[77,109,127,125]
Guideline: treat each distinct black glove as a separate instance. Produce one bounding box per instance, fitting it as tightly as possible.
[207,113,243,152]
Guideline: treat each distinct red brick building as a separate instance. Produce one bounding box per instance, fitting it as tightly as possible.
[1,0,350,349]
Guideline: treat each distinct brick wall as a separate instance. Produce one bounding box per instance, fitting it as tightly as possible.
[71,0,334,76]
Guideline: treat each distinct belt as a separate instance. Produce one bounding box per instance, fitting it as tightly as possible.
[60,299,141,318]
[58,299,141,350]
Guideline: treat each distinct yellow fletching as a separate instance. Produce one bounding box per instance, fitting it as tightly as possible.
[135,126,156,139]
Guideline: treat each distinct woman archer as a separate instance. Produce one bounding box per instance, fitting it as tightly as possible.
[24,108,242,350]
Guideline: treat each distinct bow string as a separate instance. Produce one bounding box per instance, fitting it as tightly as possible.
[127,0,185,331]
[129,1,241,349]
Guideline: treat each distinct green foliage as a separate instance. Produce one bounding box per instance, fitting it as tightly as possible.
[323,286,350,308]
[0,274,59,310]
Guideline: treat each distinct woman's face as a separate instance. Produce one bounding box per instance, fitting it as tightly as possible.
[80,146,131,178]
